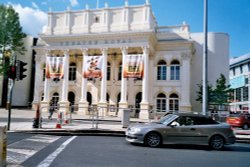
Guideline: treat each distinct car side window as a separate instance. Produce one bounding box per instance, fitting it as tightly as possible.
[175,116,195,126]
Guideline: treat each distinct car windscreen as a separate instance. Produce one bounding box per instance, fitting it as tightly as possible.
[157,114,179,125]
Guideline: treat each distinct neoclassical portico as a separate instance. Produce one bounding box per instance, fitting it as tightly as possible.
[33,0,195,120]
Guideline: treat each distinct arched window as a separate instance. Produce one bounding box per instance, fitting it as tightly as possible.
[169,93,179,111]
[107,62,111,81]
[118,62,122,81]
[69,62,76,81]
[170,60,180,80]
[51,92,59,107]
[157,60,167,80]
[43,63,46,81]
[41,93,44,101]
[156,93,166,112]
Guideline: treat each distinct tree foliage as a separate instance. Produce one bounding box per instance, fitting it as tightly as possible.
[196,74,233,106]
[0,4,26,75]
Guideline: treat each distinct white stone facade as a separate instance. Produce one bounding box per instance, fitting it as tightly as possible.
[32,1,229,119]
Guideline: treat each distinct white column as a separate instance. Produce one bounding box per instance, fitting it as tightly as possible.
[43,52,50,102]
[80,49,88,102]
[99,48,108,116]
[32,54,43,105]
[100,48,108,103]
[180,53,192,111]
[78,49,89,115]
[140,47,150,119]
[118,47,128,117]
[120,48,128,103]
[41,51,50,112]
[141,47,149,103]
[61,50,69,102]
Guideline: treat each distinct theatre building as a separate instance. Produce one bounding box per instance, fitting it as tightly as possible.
[32,1,229,119]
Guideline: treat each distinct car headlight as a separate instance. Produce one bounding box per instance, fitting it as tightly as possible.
[130,127,141,133]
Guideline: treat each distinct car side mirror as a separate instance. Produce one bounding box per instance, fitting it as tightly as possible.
[170,121,179,127]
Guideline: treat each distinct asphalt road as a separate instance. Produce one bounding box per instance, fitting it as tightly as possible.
[7,133,250,167]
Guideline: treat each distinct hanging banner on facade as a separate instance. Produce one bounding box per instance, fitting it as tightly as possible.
[123,54,143,78]
[83,56,103,79]
[45,56,64,79]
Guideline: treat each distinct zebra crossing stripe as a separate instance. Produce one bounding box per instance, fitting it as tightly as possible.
[7,135,61,165]
[37,136,77,167]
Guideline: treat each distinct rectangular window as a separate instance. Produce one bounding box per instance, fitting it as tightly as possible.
[243,87,249,101]
[157,66,167,80]
[107,66,111,80]
[157,99,166,112]
[170,66,180,80]
[69,67,76,81]
[236,88,241,102]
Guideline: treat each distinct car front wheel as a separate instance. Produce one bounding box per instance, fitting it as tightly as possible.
[144,132,162,147]
[209,135,225,150]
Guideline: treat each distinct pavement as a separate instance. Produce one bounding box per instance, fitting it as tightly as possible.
[0,108,250,143]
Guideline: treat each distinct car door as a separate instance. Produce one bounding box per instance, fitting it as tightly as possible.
[164,116,201,144]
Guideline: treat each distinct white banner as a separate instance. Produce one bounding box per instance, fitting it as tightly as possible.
[83,56,103,79]
[45,57,64,79]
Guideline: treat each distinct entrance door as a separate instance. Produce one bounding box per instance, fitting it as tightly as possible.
[135,92,142,118]
[68,92,75,112]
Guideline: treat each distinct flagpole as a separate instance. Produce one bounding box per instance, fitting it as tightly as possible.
[202,0,208,115]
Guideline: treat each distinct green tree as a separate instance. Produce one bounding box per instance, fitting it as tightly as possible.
[196,74,233,106]
[213,74,233,105]
[0,4,26,107]
[0,4,26,75]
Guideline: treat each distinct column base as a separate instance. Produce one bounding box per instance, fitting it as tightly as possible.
[108,103,117,116]
[78,101,89,115]
[98,102,108,117]
[140,102,150,120]
[118,102,128,118]
[40,101,50,112]
[59,101,70,113]
[179,105,192,112]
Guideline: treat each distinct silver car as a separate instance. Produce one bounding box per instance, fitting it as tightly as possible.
[126,113,236,150]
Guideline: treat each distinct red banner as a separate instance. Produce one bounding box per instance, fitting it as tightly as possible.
[123,54,143,78]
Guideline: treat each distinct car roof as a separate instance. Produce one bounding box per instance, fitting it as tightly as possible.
[173,112,210,118]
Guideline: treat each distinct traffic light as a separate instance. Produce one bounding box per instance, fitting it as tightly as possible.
[16,60,27,80]
[8,65,16,80]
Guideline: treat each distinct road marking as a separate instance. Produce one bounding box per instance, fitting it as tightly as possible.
[37,136,77,167]
[7,135,60,165]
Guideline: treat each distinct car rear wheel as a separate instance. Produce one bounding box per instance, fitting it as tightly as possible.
[242,124,248,130]
[209,135,225,150]
[144,132,162,147]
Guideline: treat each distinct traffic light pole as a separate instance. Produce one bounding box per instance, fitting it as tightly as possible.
[7,78,14,130]
[6,53,16,130]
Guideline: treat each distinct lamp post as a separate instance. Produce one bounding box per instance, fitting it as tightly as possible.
[202,0,208,115]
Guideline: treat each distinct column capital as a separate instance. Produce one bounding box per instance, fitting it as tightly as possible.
[63,49,70,55]
[81,48,88,55]
[101,48,108,55]
[120,47,128,54]
[142,46,149,54]
[45,50,51,55]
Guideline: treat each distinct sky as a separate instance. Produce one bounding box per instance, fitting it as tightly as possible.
[1,0,250,57]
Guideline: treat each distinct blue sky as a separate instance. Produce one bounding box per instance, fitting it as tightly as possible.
[1,0,250,57]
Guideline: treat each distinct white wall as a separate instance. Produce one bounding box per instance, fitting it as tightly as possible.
[12,36,34,106]
[190,33,230,112]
